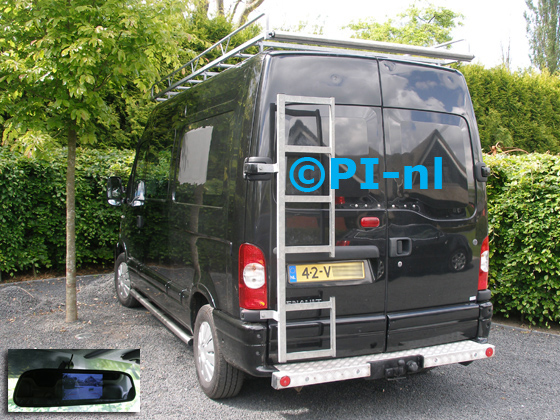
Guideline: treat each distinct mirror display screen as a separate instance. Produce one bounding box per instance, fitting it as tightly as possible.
[62,373,103,400]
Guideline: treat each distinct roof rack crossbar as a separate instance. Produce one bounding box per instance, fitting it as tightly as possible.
[151,13,474,101]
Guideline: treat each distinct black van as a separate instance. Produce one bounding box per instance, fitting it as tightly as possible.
[107,19,493,399]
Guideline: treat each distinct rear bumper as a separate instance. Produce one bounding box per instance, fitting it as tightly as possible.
[271,340,494,389]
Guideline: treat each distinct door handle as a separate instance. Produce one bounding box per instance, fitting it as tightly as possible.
[389,237,412,257]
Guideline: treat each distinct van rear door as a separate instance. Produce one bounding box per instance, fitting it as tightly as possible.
[257,54,388,361]
[380,61,482,352]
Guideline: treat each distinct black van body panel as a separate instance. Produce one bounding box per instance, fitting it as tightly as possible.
[386,304,479,351]
[212,309,271,377]
[116,50,490,379]
[121,56,266,332]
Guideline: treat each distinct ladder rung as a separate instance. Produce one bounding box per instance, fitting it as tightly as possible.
[285,195,331,203]
[285,349,335,362]
[285,145,332,154]
[285,245,333,254]
[286,301,333,311]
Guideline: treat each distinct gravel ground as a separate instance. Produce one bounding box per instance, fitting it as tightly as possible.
[2,274,560,420]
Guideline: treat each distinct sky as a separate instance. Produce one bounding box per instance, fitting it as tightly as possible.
[255,0,532,70]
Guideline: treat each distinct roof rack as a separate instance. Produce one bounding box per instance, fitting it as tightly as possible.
[151,13,474,102]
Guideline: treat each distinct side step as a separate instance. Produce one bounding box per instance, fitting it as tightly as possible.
[271,340,495,389]
[130,289,193,346]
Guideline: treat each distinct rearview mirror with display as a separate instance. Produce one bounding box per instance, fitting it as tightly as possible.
[13,369,136,407]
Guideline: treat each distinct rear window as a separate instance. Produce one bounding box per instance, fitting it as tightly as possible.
[385,109,476,219]
[379,60,470,114]
[264,54,381,106]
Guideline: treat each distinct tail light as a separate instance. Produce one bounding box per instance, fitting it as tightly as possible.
[478,236,489,290]
[238,243,267,309]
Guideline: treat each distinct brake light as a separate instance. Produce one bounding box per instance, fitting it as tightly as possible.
[478,236,489,290]
[335,196,346,205]
[360,217,380,228]
[238,244,267,309]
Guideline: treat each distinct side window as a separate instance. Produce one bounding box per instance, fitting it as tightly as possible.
[174,112,232,207]
[130,131,173,204]
[385,109,475,219]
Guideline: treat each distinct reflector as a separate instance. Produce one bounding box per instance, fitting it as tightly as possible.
[280,376,291,387]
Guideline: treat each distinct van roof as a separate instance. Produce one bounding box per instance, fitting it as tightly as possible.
[152,13,473,102]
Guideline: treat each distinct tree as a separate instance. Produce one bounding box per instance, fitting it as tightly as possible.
[345,2,463,47]
[525,0,560,74]
[196,0,266,26]
[0,0,189,322]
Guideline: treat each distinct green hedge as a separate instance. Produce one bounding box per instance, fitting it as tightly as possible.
[0,147,134,275]
[2,147,560,325]
[461,65,560,154]
[486,153,560,325]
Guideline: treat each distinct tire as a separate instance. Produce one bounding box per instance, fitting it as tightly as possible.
[114,253,140,308]
[449,248,467,272]
[193,305,244,399]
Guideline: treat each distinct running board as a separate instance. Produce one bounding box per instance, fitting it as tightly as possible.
[130,289,193,346]
[271,340,495,389]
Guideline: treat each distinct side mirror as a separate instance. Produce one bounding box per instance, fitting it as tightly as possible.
[13,369,136,407]
[475,162,490,182]
[107,176,124,206]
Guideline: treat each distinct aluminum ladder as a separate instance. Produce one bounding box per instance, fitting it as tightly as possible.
[274,94,337,363]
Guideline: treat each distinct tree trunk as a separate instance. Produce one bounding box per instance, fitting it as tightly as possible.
[65,126,78,322]
[238,0,265,26]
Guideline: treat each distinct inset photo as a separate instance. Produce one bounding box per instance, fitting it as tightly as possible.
[7,349,140,413]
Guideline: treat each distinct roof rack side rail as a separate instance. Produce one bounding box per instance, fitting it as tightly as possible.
[151,12,267,101]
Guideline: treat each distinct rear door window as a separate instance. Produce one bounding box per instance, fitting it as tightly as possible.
[379,60,470,114]
[384,109,475,219]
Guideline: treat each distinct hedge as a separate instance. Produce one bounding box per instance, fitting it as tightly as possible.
[486,153,560,325]
[2,147,560,325]
[0,147,134,275]
[461,65,560,154]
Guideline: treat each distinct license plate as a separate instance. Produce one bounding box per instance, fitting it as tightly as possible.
[288,261,365,283]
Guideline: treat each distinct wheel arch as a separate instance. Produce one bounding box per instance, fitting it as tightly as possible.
[189,289,213,331]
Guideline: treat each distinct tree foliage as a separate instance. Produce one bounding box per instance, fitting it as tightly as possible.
[195,0,266,26]
[0,0,190,321]
[345,1,463,47]
[525,0,560,74]
[0,0,189,152]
